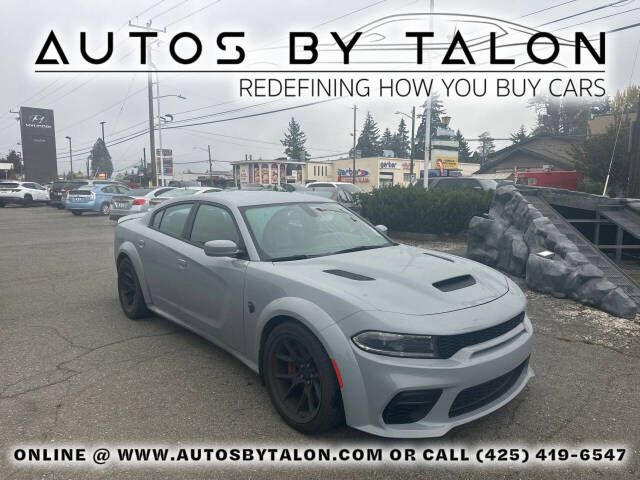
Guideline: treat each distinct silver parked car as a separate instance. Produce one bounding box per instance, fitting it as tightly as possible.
[148,187,222,208]
[109,187,176,220]
[114,192,533,438]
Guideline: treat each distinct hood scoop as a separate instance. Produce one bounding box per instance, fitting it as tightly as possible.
[423,252,454,262]
[324,269,374,281]
[433,274,476,292]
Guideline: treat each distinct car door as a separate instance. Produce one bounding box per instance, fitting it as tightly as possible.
[176,202,249,352]
[141,202,196,322]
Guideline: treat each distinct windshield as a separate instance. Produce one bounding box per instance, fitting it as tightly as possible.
[338,184,362,194]
[242,202,392,261]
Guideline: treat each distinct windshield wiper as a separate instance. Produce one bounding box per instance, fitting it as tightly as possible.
[331,245,388,255]
[270,254,316,262]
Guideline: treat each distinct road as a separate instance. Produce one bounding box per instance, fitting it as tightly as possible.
[1,205,639,479]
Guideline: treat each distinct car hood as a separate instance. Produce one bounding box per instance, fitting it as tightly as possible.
[272,244,509,315]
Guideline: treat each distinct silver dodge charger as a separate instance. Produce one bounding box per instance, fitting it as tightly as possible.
[114,191,533,438]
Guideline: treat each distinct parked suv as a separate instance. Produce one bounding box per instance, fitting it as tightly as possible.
[0,181,49,207]
[65,184,131,215]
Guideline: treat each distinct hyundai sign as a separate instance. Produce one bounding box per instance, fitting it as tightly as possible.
[19,106,57,184]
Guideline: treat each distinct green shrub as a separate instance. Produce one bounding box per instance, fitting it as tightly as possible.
[357,185,493,235]
[577,180,605,195]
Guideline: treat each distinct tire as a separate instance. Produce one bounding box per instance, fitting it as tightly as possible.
[71,210,82,216]
[23,194,32,207]
[57,203,65,210]
[0,202,4,208]
[117,257,150,320]
[263,322,344,434]
[100,202,110,216]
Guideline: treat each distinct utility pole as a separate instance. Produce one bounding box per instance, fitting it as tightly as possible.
[99,121,106,143]
[129,19,165,187]
[155,73,165,186]
[208,144,213,185]
[627,95,640,198]
[410,106,416,182]
[423,0,434,190]
[352,105,358,184]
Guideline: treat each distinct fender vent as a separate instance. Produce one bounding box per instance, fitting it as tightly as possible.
[433,274,476,292]
[323,269,374,281]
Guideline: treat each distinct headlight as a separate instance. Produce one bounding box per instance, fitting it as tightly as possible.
[352,331,437,358]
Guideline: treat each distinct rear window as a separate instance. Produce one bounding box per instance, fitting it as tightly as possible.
[338,184,362,194]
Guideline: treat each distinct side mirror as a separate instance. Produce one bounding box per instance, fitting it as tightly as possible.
[204,240,241,257]
[375,224,388,234]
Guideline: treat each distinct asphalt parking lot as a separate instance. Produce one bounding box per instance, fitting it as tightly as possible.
[1,205,639,479]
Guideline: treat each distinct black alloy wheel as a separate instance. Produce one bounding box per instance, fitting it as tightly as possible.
[100,202,110,216]
[117,257,150,319]
[263,322,344,434]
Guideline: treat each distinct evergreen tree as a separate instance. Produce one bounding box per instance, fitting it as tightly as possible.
[355,111,382,157]
[510,125,529,144]
[280,117,310,160]
[380,128,394,152]
[454,129,472,163]
[88,138,113,177]
[477,131,495,164]
[392,118,410,158]
[414,94,446,160]
[7,150,22,175]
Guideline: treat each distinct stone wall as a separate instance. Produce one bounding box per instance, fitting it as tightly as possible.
[467,185,637,318]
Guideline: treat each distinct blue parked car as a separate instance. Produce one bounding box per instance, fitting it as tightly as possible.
[65,183,131,216]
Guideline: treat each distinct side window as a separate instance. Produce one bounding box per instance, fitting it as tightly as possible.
[102,186,116,194]
[116,186,129,194]
[151,209,164,228]
[190,204,240,246]
[155,188,172,196]
[23,183,35,189]
[158,203,193,237]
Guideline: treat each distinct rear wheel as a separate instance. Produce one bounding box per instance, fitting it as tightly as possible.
[117,257,150,319]
[23,194,32,207]
[263,322,344,434]
[100,202,110,216]
[71,210,82,216]
[57,203,65,210]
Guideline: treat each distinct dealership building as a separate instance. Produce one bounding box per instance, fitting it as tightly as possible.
[232,157,428,191]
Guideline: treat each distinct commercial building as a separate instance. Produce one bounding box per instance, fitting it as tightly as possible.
[232,157,426,191]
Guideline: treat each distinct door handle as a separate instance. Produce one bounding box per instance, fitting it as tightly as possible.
[177,258,187,269]
[137,239,145,248]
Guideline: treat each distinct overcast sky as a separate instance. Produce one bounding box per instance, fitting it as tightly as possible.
[1,0,639,175]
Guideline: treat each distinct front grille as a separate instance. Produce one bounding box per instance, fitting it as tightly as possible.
[436,312,525,359]
[449,357,529,417]
[383,389,442,424]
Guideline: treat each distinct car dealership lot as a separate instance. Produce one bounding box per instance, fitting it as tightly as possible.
[1,206,639,479]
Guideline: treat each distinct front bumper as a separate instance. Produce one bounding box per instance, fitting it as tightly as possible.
[321,286,533,438]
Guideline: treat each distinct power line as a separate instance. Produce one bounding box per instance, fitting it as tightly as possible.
[536,0,631,27]
[165,0,223,27]
[513,0,579,20]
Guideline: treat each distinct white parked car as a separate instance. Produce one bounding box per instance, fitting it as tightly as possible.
[0,181,49,207]
[306,182,363,194]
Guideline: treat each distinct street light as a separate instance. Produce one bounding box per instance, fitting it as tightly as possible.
[395,108,417,183]
[152,87,186,186]
[65,136,73,176]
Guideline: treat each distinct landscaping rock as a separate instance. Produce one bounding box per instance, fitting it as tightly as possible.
[467,185,637,318]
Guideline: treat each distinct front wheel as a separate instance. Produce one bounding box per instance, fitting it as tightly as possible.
[263,322,344,434]
[100,202,110,216]
[23,194,32,207]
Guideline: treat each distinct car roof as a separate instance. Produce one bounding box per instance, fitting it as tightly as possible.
[166,191,334,207]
